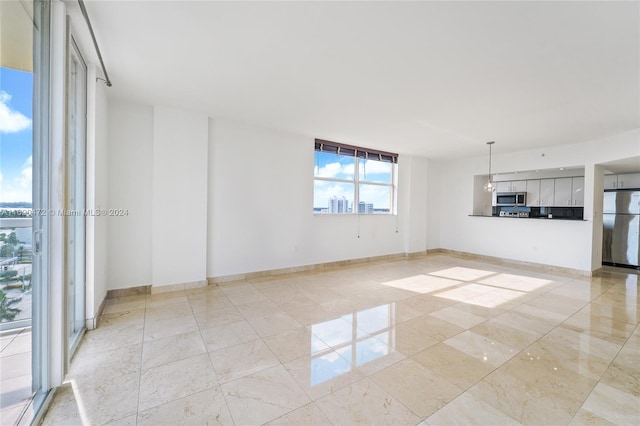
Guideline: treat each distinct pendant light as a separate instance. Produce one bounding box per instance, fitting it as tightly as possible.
[483,141,495,192]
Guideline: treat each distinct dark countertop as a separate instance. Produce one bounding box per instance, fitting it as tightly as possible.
[468,214,586,221]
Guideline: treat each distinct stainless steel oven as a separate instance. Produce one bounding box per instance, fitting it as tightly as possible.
[496,192,527,206]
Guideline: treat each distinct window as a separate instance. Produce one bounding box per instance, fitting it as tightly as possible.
[313,139,397,214]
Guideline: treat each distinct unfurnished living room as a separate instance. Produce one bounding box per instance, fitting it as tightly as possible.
[0,1,638,425]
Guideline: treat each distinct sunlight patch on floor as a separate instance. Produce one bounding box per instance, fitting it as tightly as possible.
[479,274,553,292]
[428,267,497,282]
[380,275,461,294]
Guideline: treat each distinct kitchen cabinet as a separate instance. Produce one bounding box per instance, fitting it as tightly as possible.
[511,180,527,192]
[495,181,527,192]
[572,177,584,207]
[487,174,587,208]
[554,178,573,206]
[604,175,618,190]
[618,173,640,189]
[540,179,555,207]
[526,180,541,206]
[603,173,640,190]
[495,181,512,192]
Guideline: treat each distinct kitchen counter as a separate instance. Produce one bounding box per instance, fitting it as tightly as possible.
[468,214,586,221]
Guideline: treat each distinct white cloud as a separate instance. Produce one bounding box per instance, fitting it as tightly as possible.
[0,91,31,134]
[359,159,392,175]
[0,185,31,203]
[0,156,32,203]
[17,156,32,187]
[315,161,355,179]
[359,184,391,208]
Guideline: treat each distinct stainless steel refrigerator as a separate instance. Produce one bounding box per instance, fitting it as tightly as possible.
[602,190,640,268]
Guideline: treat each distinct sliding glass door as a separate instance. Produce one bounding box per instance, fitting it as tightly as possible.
[0,0,51,424]
[1,2,89,423]
[31,0,52,421]
[66,32,87,354]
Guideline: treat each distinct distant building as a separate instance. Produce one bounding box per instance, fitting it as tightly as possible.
[358,202,374,214]
[328,196,350,213]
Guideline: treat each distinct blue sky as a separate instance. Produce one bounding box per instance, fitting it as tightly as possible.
[0,67,33,203]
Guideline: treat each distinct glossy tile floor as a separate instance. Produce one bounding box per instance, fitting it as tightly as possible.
[41,254,639,425]
[0,327,32,425]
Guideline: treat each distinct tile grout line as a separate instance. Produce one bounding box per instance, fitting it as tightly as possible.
[133,295,148,426]
[43,258,639,425]
[567,305,640,423]
[527,287,624,424]
[222,282,320,423]
[189,288,238,426]
[418,277,604,424]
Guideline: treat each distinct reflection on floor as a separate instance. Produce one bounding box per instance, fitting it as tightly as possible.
[41,253,639,425]
[0,327,32,425]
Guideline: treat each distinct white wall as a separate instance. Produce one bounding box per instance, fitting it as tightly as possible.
[207,119,428,277]
[426,160,442,249]
[400,156,428,254]
[107,102,153,289]
[590,165,605,269]
[436,129,640,272]
[107,103,210,290]
[207,118,315,277]
[151,107,208,287]
[105,102,635,285]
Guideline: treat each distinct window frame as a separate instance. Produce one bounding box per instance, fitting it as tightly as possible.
[313,140,398,215]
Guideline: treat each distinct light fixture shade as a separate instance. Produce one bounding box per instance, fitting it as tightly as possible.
[484,141,495,192]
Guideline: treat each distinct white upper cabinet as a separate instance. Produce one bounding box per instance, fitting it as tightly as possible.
[618,173,640,189]
[526,180,541,206]
[603,173,640,190]
[511,180,527,192]
[540,179,555,207]
[495,181,512,192]
[490,174,588,208]
[572,177,585,207]
[495,181,527,192]
[604,175,618,190]
[554,178,573,206]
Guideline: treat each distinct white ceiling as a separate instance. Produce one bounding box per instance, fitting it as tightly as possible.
[74,1,639,159]
[0,0,34,72]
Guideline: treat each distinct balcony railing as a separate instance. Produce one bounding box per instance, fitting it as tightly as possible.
[0,217,33,330]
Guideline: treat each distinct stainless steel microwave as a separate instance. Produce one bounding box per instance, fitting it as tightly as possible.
[496,192,527,206]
